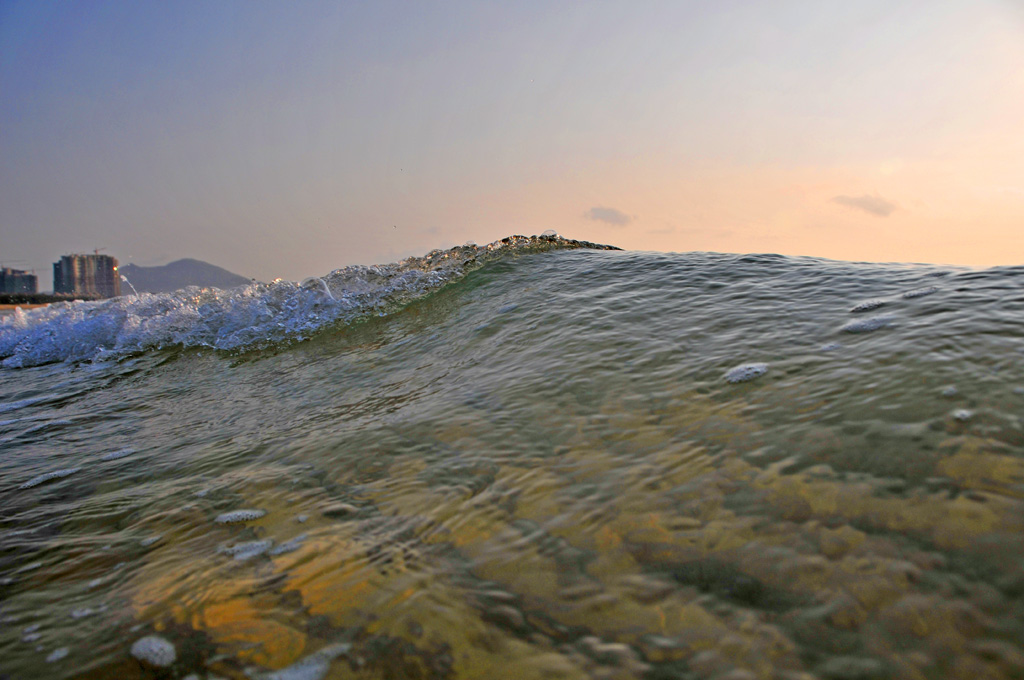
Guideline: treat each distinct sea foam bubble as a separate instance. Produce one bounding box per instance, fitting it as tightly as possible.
[130,635,176,667]
[253,643,351,680]
[725,363,768,383]
[215,509,266,524]
[19,468,81,490]
[903,286,938,299]
[220,540,274,561]
[840,317,891,333]
[850,299,887,313]
[100,448,134,461]
[270,534,307,556]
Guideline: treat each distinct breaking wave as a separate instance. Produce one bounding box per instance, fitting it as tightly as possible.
[0,234,618,368]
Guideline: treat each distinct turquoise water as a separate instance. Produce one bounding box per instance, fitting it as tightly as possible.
[1,236,1023,679]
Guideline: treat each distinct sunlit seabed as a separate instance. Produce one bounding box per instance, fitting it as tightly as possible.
[1,236,1023,679]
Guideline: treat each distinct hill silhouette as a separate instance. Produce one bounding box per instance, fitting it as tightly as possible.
[119,259,250,294]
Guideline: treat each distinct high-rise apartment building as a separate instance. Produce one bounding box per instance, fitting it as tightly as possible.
[53,254,121,298]
[0,268,38,294]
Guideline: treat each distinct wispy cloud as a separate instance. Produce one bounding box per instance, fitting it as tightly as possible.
[585,206,632,226]
[831,194,897,217]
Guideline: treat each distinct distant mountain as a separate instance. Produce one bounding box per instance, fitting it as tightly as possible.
[119,259,250,294]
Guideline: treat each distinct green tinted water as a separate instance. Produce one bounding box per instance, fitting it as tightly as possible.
[2,248,1023,679]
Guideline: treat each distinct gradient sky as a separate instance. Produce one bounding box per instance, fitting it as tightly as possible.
[2,1,1022,284]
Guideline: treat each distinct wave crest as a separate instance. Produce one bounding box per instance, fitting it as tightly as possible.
[0,234,618,368]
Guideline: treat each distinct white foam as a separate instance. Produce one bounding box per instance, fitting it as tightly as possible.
[850,299,886,313]
[270,534,307,556]
[46,647,69,662]
[840,317,891,333]
[220,540,274,561]
[952,409,974,422]
[19,467,81,489]
[130,635,176,667]
[0,395,50,414]
[725,363,768,384]
[100,448,134,461]
[251,643,351,680]
[903,286,938,298]
[215,509,266,524]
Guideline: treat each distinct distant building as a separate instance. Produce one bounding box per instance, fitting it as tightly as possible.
[53,254,121,298]
[0,267,38,294]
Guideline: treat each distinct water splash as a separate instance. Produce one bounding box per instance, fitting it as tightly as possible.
[120,274,140,298]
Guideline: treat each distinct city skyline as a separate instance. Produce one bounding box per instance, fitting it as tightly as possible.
[2,1,1023,283]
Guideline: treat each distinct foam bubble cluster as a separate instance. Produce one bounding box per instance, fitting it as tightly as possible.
[129,635,176,667]
[19,468,81,490]
[215,509,266,524]
[841,317,890,333]
[725,363,768,383]
[253,643,351,680]
[850,299,887,313]
[270,534,307,556]
[903,286,938,298]
[220,540,273,560]
[46,648,69,663]
[100,448,134,461]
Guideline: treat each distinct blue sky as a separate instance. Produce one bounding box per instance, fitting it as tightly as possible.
[2,1,1022,284]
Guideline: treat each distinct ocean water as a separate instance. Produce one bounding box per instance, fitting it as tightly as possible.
[1,234,1023,680]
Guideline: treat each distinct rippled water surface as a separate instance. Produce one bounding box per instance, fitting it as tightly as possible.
[2,237,1023,679]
